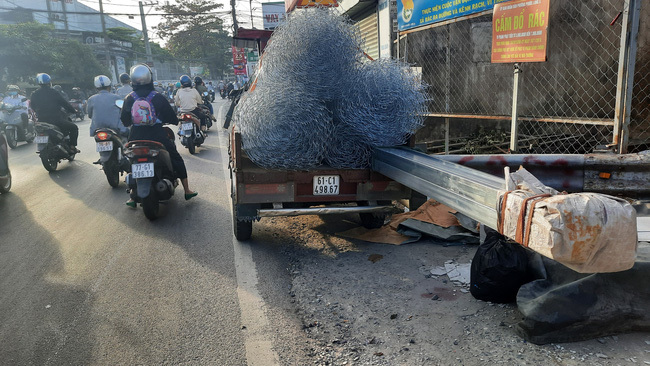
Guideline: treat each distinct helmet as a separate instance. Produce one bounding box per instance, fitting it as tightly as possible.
[37,73,51,85]
[94,75,112,88]
[6,85,19,96]
[180,75,192,87]
[130,64,153,86]
[119,73,131,84]
[153,81,159,87]
[53,85,62,92]
[194,76,203,85]
[175,81,181,88]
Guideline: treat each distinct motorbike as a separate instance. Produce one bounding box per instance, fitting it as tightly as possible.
[1,101,36,149]
[220,88,227,99]
[123,129,178,220]
[200,92,214,129]
[177,112,204,155]
[93,127,131,188]
[208,89,215,102]
[35,122,77,172]
[69,99,85,121]
[0,131,11,193]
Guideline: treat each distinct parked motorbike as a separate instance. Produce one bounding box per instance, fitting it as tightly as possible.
[177,112,204,155]
[35,122,77,172]
[0,131,11,193]
[1,101,35,148]
[124,131,178,220]
[69,99,85,121]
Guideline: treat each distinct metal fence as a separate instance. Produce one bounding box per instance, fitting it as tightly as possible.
[398,0,648,155]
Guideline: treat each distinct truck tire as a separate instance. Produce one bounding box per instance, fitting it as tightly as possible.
[232,202,252,240]
[358,200,391,229]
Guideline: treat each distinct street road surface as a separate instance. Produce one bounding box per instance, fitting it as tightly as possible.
[0,100,290,365]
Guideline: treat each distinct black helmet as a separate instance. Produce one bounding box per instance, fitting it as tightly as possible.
[130,64,153,86]
[194,76,203,85]
[180,75,192,88]
[119,73,131,84]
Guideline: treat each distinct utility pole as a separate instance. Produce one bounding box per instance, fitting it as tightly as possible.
[61,0,70,38]
[98,0,111,73]
[231,0,239,34]
[249,0,253,28]
[139,1,154,64]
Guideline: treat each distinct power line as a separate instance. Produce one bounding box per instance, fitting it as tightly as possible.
[0,5,232,17]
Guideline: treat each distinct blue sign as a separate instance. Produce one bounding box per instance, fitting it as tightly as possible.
[397,0,511,31]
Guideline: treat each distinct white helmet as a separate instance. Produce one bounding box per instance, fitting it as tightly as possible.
[94,75,112,88]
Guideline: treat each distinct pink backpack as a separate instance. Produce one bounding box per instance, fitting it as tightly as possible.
[129,91,158,126]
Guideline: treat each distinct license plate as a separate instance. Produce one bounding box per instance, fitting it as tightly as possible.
[35,135,48,144]
[181,123,193,131]
[313,175,340,195]
[96,141,113,152]
[132,162,154,178]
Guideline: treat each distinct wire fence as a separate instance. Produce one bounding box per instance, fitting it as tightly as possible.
[399,0,648,155]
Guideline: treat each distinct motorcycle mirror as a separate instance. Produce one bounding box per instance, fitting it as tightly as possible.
[203,92,208,96]
[115,100,124,109]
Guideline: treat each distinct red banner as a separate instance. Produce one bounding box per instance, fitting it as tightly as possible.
[232,46,248,75]
[491,0,550,63]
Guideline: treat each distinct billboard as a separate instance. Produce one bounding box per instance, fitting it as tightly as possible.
[262,2,287,30]
[397,0,511,32]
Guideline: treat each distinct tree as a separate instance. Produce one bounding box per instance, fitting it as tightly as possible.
[155,0,232,78]
[0,22,107,89]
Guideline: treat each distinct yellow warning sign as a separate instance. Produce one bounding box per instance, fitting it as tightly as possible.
[295,0,338,8]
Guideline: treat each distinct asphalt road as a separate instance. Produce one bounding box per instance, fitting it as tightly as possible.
[0,100,287,365]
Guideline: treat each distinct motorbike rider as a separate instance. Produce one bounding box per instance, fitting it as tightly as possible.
[193,76,214,117]
[1,85,29,133]
[30,73,79,152]
[70,87,86,101]
[120,64,197,206]
[88,75,128,139]
[175,75,208,134]
[116,73,133,99]
[53,84,69,101]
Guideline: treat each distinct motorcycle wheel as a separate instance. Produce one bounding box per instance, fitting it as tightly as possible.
[6,131,17,149]
[0,171,11,193]
[188,135,196,155]
[142,192,159,221]
[40,152,58,172]
[104,160,120,188]
[26,132,35,143]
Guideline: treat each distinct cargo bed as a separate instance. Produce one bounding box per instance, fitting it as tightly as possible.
[228,129,413,240]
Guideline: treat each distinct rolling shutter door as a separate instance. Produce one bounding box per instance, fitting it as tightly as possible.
[356,9,379,60]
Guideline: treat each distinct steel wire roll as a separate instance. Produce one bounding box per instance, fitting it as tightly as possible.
[234,8,428,170]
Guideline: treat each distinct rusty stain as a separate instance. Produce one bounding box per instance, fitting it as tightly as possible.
[562,210,602,262]
[523,155,547,166]
[486,156,508,166]
[458,156,474,165]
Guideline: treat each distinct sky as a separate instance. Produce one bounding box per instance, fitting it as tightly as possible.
[77,0,267,45]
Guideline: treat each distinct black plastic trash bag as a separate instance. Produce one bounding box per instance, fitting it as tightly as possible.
[470,230,532,303]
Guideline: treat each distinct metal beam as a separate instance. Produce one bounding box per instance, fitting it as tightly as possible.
[372,147,503,229]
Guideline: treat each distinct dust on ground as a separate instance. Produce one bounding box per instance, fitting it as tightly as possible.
[255,213,650,366]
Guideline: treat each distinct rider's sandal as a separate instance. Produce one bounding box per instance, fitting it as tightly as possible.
[125,200,137,208]
[184,192,198,201]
